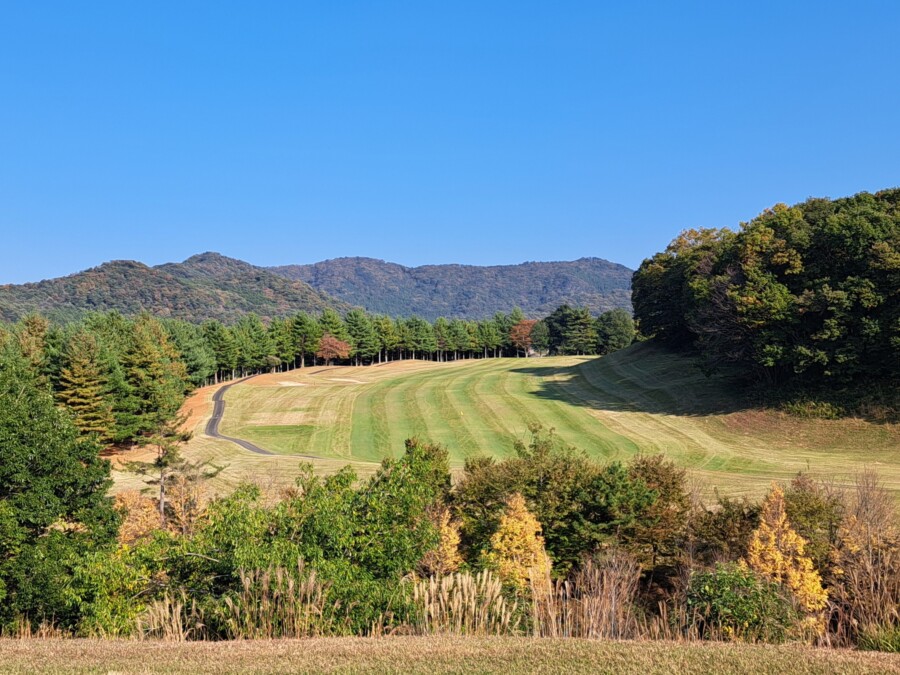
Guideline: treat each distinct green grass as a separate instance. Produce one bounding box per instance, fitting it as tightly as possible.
[119,343,900,498]
[2,637,898,674]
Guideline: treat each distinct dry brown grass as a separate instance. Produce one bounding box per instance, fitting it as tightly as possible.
[1,636,898,674]
[531,552,643,639]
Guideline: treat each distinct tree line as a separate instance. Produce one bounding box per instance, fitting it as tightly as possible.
[0,306,634,449]
[632,189,899,415]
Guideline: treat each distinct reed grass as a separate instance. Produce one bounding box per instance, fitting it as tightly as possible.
[411,571,520,635]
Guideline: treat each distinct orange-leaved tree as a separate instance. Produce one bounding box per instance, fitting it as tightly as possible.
[509,319,538,357]
[316,333,351,365]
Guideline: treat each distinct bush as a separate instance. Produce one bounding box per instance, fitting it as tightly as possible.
[686,563,799,643]
[858,624,900,653]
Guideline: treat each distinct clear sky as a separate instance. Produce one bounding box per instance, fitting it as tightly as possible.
[2,2,898,284]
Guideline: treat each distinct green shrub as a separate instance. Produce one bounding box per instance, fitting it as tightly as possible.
[858,624,900,653]
[686,563,799,642]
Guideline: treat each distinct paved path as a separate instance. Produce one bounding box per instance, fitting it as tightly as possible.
[204,376,274,455]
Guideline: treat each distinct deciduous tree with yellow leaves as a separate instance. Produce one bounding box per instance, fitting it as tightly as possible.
[744,484,828,621]
[419,506,463,576]
[481,493,552,591]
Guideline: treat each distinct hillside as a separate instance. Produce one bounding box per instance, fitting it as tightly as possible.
[0,253,344,323]
[270,256,633,320]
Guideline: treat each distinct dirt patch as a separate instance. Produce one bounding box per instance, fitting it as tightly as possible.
[278,381,308,387]
[180,383,220,433]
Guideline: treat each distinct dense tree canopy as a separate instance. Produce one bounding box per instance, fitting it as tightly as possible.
[0,339,118,626]
[633,190,900,397]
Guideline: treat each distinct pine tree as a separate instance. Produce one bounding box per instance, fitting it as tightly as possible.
[291,312,322,367]
[117,314,189,441]
[372,315,399,363]
[745,484,828,616]
[232,314,272,375]
[449,319,471,359]
[564,307,599,355]
[319,308,350,343]
[56,330,115,445]
[476,320,502,358]
[267,317,294,371]
[15,314,50,383]
[433,317,451,361]
[344,309,380,365]
[481,492,552,591]
[202,320,238,382]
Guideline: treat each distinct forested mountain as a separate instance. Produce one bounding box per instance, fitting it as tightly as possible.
[270,256,633,320]
[0,253,345,323]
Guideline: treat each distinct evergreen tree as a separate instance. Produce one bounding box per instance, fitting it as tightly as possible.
[164,320,216,386]
[344,309,380,365]
[117,314,189,441]
[56,330,115,446]
[202,320,238,382]
[530,320,550,355]
[319,308,350,343]
[595,308,636,354]
[14,314,50,383]
[0,339,117,628]
[372,315,400,363]
[477,319,502,358]
[563,307,598,355]
[433,317,451,361]
[267,317,295,371]
[545,304,576,354]
[404,316,436,360]
[291,312,322,367]
[232,313,271,375]
[449,319,471,360]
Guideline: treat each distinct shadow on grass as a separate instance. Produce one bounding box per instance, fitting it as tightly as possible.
[509,341,754,418]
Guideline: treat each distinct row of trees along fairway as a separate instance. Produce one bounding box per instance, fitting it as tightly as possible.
[0,305,634,451]
[632,188,899,418]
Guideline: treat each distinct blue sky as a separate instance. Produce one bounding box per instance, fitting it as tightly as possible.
[1,2,898,283]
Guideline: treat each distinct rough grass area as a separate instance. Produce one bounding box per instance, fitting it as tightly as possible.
[115,343,900,498]
[0,637,898,674]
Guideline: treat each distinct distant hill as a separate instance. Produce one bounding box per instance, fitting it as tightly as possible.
[0,253,344,323]
[270,257,632,320]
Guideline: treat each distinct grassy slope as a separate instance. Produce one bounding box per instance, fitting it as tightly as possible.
[1,637,898,674]
[116,343,899,498]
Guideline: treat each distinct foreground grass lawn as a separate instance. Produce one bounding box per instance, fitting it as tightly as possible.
[1,637,898,674]
[114,342,899,498]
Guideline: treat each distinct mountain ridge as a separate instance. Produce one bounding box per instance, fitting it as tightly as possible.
[0,253,344,323]
[270,255,632,320]
[0,252,633,323]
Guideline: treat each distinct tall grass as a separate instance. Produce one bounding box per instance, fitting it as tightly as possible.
[4,619,69,640]
[827,471,900,647]
[531,552,642,639]
[220,560,340,639]
[411,571,520,635]
[136,591,207,641]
